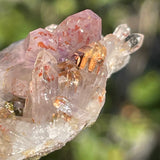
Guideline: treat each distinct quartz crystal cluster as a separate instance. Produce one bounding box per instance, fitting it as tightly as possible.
[0,9,144,160]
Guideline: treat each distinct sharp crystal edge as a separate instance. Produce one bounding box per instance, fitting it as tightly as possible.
[0,9,144,160]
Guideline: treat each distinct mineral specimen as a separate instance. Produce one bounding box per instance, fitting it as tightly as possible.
[0,9,144,160]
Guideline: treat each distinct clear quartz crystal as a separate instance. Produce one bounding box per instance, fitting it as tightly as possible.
[0,10,144,160]
[101,24,144,77]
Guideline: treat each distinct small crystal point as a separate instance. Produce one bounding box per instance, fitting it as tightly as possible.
[102,24,144,77]
[113,24,131,40]
[124,33,144,53]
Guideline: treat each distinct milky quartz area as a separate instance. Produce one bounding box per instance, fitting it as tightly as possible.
[0,9,144,160]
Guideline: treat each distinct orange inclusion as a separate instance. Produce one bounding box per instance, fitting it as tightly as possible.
[98,96,103,103]
[75,25,80,31]
[27,48,32,51]
[65,41,70,45]
[46,77,50,82]
[38,42,56,51]
[39,72,42,77]
[49,45,56,51]
[51,75,54,81]
[38,32,47,36]
[38,42,48,49]
[44,65,49,71]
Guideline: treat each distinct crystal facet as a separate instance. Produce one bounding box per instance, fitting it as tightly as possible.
[0,10,144,159]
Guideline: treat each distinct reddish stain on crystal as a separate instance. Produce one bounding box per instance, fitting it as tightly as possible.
[51,75,54,81]
[27,48,32,51]
[39,32,47,36]
[39,72,42,77]
[44,65,49,71]
[98,96,103,103]
[38,42,56,51]
[48,45,56,51]
[38,42,47,49]
[74,25,80,31]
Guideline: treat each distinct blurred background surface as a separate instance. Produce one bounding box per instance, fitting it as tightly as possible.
[0,0,160,160]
